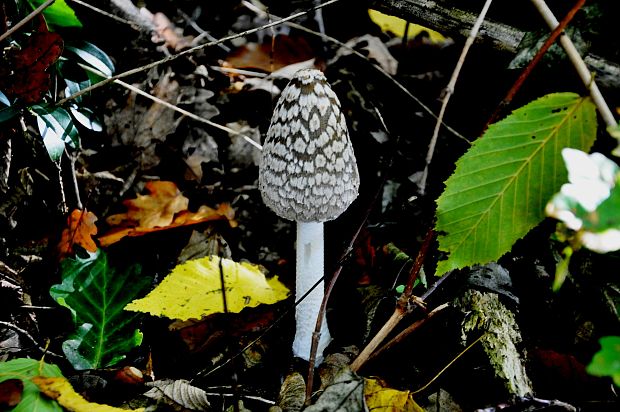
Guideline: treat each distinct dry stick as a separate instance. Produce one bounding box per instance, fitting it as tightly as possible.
[68,0,140,29]
[242,0,467,143]
[530,0,616,128]
[0,320,63,360]
[367,302,449,364]
[56,0,342,107]
[0,0,55,43]
[485,0,587,128]
[419,0,495,196]
[350,228,435,372]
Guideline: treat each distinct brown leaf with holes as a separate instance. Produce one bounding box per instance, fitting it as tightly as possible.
[99,181,236,246]
[58,209,99,258]
[0,30,63,103]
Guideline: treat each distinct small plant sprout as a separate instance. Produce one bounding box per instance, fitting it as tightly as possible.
[259,68,360,362]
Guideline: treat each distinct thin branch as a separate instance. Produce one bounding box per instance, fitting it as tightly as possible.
[0,0,55,43]
[0,320,63,359]
[419,0,495,195]
[530,0,617,128]
[67,0,140,29]
[367,302,449,363]
[349,229,435,372]
[486,0,587,128]
[242,1,468,142]
[117,80,262,150]
[56,0,342,107]
[76,62,262,150]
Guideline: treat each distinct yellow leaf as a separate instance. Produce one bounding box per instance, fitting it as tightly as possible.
[32,376,144,412]
[368,9,445,42]
[125,256,290,320]
[364,377,424,412]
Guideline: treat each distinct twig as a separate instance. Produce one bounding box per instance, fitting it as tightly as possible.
[349,229,435,372]
[75,61,262,150]
[0,0,55,43]
[67,0,140,29]
[485,0,587,128]
[529,0,617,128]
[242,1,468,142]
[411,333,485,394]
[0,320,63,359]
[419,0,495,195]
[56,0,342,106]
[117,79,262,150]
[177,8,231,51]
[367,302,449,363]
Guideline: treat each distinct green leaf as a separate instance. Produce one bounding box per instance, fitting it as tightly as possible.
[31,105,79,162]
[587,336,620,386]
[50,250,150,369]
[0,90,10,107]
[0,358,63,412]
[435,93,597,275]
[28,0,82,28]
[69,105,103,131]
[65,42,115,78]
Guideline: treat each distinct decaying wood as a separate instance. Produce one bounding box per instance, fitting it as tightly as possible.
[370,0,620,89]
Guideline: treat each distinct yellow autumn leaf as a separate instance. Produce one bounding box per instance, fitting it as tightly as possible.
[368,9,445,42]
[364,377,424,412]
[125,256,290,320]
[32,376,144,412]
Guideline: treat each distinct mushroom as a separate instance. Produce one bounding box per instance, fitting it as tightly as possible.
[258,68,360,361]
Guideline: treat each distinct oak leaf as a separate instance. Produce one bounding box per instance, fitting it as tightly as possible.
[99,181,236,246]
[58,209,98,258]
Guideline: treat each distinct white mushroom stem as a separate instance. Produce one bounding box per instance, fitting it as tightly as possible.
[292,221,331,361]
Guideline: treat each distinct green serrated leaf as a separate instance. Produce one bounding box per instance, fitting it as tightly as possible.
[587,336,620,386]
[31,105,80,162]
[50,250,150,369]
[27,0,82,28]
[435,93,597,275]
[0,358,63,412]
[65,41,115,78]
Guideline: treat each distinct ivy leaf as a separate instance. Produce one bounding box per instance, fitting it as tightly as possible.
[125,256,289,321]
[50,250,150,370]
[435,93,597,275]
[27,0,82,28]
[0,358,63,412]
[587,336,620,386]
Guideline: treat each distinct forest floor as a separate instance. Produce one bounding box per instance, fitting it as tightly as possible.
[1,1,619,411]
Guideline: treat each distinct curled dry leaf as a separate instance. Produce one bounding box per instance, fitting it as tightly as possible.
[58,209,99,258]
[144,379,210,411]
[99,181,236,246]
[32,376,145,412]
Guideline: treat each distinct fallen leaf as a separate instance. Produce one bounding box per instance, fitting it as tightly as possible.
[99,182,236,246]
[331,34,398,75]
[368,9,445,42]
[0,31,63,103]
[124,256,289,320]
[364,377,424,412]
[225,35,315,73]
[32,376,145,412]
[110,181,189,229]
[0,379,23,408]
[144,379,210,410]
[58,209,98,258]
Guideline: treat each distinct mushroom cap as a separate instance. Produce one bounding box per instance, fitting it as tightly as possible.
[259,69,360,222]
